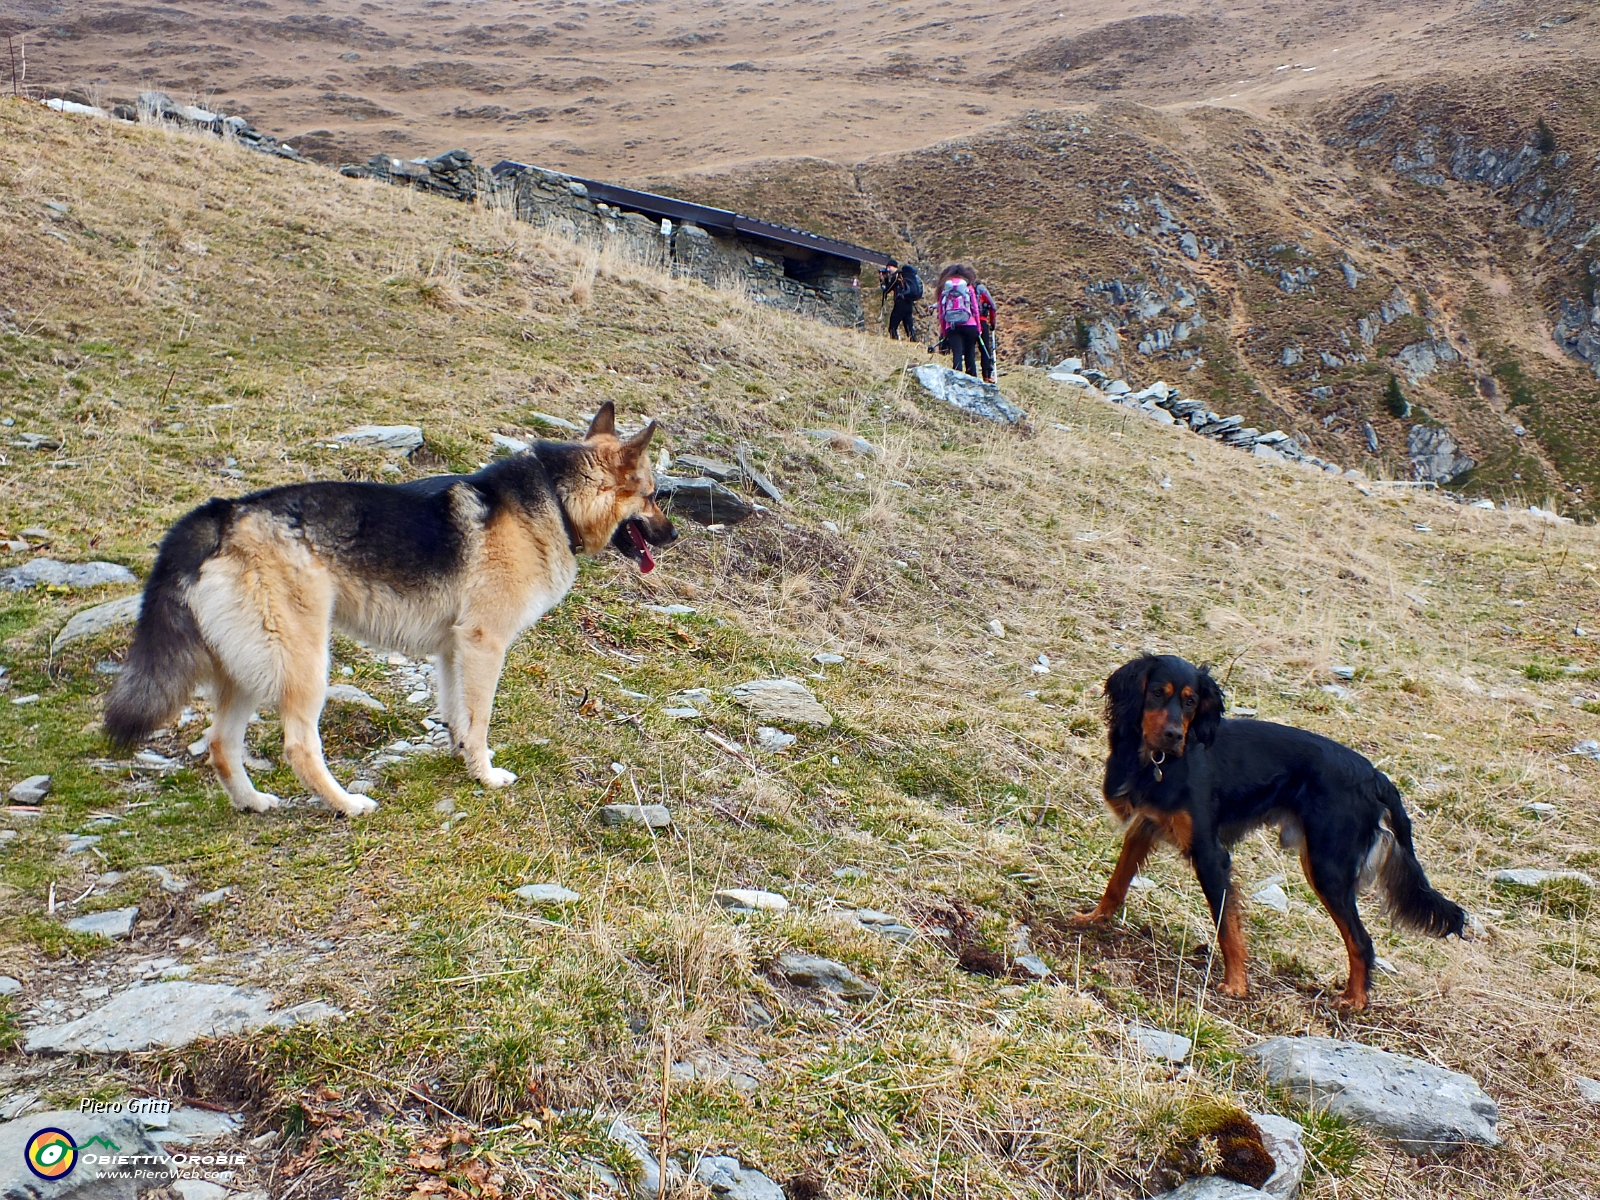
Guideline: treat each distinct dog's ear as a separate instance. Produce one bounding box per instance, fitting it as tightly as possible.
[1103,656,1154,747]
[1192,665,1225,747]
[619,419,658,464]
[585,401,617,440]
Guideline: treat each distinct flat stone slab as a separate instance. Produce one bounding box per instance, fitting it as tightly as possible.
[515,883,581,905]
[655,474,754,525]
[774,952,877,1000]
[1247,1036,1498,1155]
[324,683,385,711]
[0,558,138,591]
[1490,867,1595,889]
[1575,1076,1600,1105]
[333,424,423,453]
[729,679,832,727]
[713,888,789,913]
[1127,1024,1192,1063]
[599,803,672,828]
[52,594,142,651]
[24,981,342,1054]
[1155,1180,1270,1200]
[694,1155,785,1200]
[147,1106,242,1145]
[65,906,139,939]
[9,774,50,804]
[1252,1113,1306,1199]
[0,976,20,995]
[0,1108,175,1200]
[913,364,1029,425]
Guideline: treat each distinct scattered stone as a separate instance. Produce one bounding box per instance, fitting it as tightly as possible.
[1252,879,1290,913]
[1573,739,1600,760]
[912,364,1029,426]
[194,887,234,908]
[324,683,386,711]
[662,706,701,718]
[714,888,789,913]
[775,953,877,999]
[0,558,137,592]
[605,1116,683,1196]
[1490,867,1595,889]
[515,883,581,905]
[736,446,786,505]
[755,726,797,751]
[694,1155,786,1200]
[673,453,740,482]
[832,866,868,881]
[0,975,20,995]
[144,864,190,893]
[1246,1036,1499,1155]
[744,999,775,1027]
[172,1180,229,1200]
[1575,1077,1600,1105]
[64,906,140,940]
[802,428,879,457]
[51,594,143,651]
[1522,802,1557,818]
[600,803,673,828]
[0,1107,175,1198]
[9,775,50,804]
[1330,665,1356,680]
[1406,424,1474,485]
[812,652,845,665]
[333,424,423,453]
[60,834,102,854]
[1154,1179,1271,1200]
[644,603,698,615]
[1127,1024,1191,1063]
[25,982,341,1054]
[1015,954,1051,980]
[1252,1113,1306,1199]
[655,474,755,525]
[987,618,1006,638]
[730,678,832,727]
[850,910,917,942]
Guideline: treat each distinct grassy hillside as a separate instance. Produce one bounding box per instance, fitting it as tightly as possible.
[3,99,1600,1198]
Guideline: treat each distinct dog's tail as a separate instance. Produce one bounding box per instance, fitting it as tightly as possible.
[1375,775,1468,937]
[104,499,231,749]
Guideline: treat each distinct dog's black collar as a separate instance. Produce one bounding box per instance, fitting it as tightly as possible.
[555,496,583,556]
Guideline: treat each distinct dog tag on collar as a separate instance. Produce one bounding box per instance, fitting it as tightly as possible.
[1151,752,1166,783]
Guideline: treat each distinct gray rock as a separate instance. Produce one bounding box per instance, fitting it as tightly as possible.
[51,594,142,651]
[600,803,673,828]
[912,364,1029,426]
[1406,425,1475,484]
[1575,1076,1600,1104]
[852,910,917,942]
[0,975,20,995]
[1127,1024,1191,1063]
[172,1181,230,1200]
[714,888,789,913]
[324,683,385,711]
[24,981,340,1054]
[0,1108,175,1199]
[144,864,189,893]
[775,952,877,999]
[672,453,740,482]
[194,886,234,908]
[832,866,869,881]
[9,774,50,804]
[1522,802,1557,818]
[65,906,139,939]
[1015,954,1051,980]
[150,1106,242,1146]
[729,679,832,727]
[605,1116,683,1195]
[1246,1036,1498,1155]
[334,424,424,453]
[694,1155,786,1200]
[1490,867,1595,889]
[1252,1112,1306,1199]
[1179,232,1200,259]
[0,559,138,591]
[655,474,755,525]
[1395,340,1460,383]
[1252,882,1290,913]
[515,883,581,904]
[1155,1179,1270,1200]
[755,726,797,751]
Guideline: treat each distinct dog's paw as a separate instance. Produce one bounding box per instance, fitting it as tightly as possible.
[231,791,281,813]
[1217,980,1250,1001]
[1067,911,1107,929]
[480,766,518,788]
[337,794,379,818]
[1460,912,1490,941]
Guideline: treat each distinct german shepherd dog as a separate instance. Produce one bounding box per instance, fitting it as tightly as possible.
[1074,654,1474,1010]
[104,402,675,817]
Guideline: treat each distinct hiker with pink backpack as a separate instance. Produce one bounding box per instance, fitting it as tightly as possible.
[932,264,983,379]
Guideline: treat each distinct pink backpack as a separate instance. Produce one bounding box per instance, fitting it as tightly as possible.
[939,280,977,328]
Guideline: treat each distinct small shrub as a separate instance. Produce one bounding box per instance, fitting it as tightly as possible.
[1384,374,1409,418]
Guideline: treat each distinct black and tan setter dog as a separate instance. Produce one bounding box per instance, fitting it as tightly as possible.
[1072,654,1474,1010]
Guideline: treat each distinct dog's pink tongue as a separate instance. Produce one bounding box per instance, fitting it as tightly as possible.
[629,523,656,573]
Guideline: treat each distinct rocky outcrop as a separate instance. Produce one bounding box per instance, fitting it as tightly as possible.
[1407,425,1475,483]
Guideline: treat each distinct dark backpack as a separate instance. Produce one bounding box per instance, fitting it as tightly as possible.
[901,265,924,302]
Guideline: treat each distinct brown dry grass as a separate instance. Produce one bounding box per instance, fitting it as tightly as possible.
[2,101,1599,1198]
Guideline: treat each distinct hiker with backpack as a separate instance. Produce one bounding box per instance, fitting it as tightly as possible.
[933,264,982,378]
[974,280,998,383]
[879,259,923,341]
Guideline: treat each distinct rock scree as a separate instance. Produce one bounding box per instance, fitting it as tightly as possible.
[24,981,343,1054]
[1246,1036,1498,1155]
